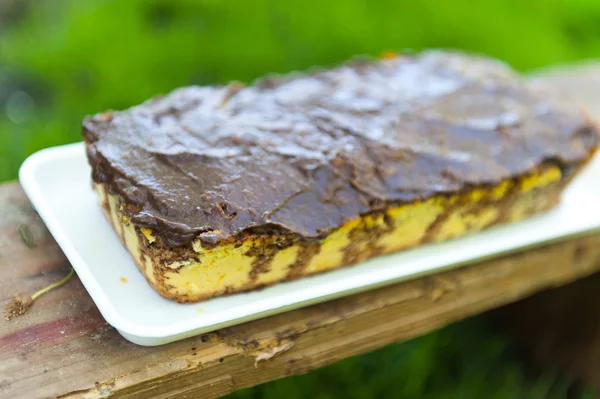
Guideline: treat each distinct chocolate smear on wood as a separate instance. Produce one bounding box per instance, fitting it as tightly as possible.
[19,224,36,248]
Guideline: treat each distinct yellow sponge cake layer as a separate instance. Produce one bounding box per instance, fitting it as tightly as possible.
[95,165,564,303]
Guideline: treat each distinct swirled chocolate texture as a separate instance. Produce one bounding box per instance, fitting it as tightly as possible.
[83,51,599,248]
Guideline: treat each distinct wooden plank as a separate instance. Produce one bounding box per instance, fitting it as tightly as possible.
[2,63,600,399]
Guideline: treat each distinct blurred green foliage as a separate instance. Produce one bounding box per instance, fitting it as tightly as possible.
[1,1,599,397]
[2,0,600,180]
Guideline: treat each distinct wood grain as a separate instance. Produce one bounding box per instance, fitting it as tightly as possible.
[2,63,600,399]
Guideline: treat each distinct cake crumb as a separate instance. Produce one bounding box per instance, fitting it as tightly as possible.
[380,50,397,59]
[120,277,128,283]
[197,308,204,314]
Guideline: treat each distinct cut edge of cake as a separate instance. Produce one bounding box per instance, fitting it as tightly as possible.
[93,160,582,303]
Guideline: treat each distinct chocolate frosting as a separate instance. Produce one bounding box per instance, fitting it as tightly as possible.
[83,51,599,248]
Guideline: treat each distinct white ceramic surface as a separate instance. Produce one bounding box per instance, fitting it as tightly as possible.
[18,143,600,346]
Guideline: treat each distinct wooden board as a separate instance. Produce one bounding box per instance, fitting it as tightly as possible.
[2,63,600,399]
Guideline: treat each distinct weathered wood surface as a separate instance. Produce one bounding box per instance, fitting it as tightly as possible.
[2,63,600,399]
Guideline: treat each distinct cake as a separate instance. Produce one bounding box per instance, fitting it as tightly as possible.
[83,51,599,303]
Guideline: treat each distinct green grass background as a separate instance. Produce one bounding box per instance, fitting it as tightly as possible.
[2,0,600,182]
[1,0,599,397]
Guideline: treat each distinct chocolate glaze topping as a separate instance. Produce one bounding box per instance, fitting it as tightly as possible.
[83,51,599,248]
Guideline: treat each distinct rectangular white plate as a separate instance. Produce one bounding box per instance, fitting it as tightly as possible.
[19,143,600,346]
